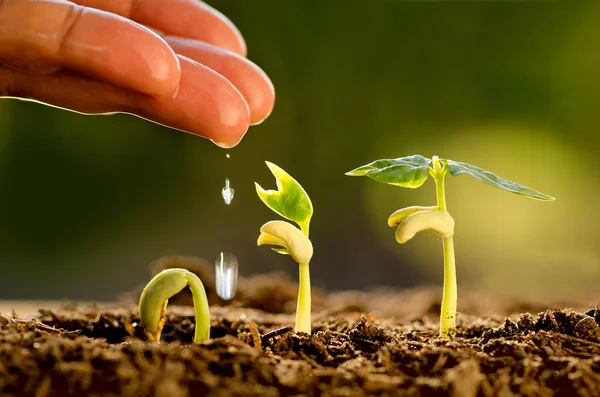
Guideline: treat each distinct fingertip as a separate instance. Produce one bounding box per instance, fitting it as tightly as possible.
[198,2,247,56]
[137,55,250,146]
[177,54,251,146]
[247,63,275,125]
[163,38,274,125]
[210,134,247,149]
[133,25,182,98]
[238,56,274,125]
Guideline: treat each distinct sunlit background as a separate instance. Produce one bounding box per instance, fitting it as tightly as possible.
[0,2,598,301]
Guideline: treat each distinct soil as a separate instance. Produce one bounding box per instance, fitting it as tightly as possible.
[2,256,600,397]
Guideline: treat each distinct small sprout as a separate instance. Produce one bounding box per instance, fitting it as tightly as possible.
[139,268,210,342]
[255,161,314,334]
[347,155,554,339]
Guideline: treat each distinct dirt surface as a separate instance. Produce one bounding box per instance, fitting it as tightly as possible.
[1,256,600,396]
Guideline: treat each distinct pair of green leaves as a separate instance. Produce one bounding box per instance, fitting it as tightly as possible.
[345,154,555,201]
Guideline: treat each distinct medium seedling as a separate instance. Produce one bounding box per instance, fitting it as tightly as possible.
[139,268,210,342]
[346,155,554,338]
[255,161,314,334]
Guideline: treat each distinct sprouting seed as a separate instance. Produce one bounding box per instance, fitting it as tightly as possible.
[215,252,238,300]
[222,178,234,205]
[138,268,210,342]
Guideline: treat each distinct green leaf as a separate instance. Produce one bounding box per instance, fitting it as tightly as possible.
[446,160,555,201]
[345,155,431,188]
[255,162,313,235]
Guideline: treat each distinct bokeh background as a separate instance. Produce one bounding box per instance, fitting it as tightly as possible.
[0,1,598,301]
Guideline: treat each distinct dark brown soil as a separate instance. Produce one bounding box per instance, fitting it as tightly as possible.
[2,256,600,397]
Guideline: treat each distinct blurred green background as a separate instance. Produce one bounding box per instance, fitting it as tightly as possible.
[0,1,598,301]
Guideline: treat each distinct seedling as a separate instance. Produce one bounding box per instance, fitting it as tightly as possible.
[346,155,554,338]
[139,268,210,342]
[255,161,314,334]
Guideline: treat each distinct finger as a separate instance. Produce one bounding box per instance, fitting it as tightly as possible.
[0,55,251,147]
[164,37,274,125]
[137,56,251,147]
[72,0,247,56]
[0,0,180,97]
[0,67,132,114]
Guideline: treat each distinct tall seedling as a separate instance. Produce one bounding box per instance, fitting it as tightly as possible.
[256,162,314,334]
[347,155,554,338]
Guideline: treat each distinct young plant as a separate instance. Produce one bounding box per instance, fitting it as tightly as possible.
[255,161,314,334]
[138,268,210,342]
[346,155,554,339]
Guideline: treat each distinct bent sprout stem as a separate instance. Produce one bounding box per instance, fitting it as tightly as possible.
[431,156,457,339]
[139,268,210,342]
[186,271,211,341]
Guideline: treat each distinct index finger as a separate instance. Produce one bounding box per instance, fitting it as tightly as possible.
[73,0,247,56]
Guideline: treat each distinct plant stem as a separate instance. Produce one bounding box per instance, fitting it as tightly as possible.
[295,263,312,334]
[432,157,457,339]
[185,272,211,341]
[433,158,447,212]
[440,236,457,338]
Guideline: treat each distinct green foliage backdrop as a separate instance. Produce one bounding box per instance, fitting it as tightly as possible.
[0,1,598,300]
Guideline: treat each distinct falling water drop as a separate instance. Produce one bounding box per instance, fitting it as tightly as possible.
[226,153,231,159]
[215,252,238,300]
[222,178,234,205]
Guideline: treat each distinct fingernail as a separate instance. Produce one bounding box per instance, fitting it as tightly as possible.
[210,139,237,149]
[250,86,275,126]
[250,115,269,126]
[210,123,249,148]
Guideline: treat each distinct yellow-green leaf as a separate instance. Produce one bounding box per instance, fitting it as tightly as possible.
[255,162,313,235]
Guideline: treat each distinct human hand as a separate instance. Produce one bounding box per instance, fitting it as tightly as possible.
[0,0,275,148]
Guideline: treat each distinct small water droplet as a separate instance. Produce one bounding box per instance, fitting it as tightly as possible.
[222,178,234,205]
[226,153,230,159]
[215,252,238,300]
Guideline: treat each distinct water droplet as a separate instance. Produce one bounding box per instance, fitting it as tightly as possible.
[226,153,230,159]
[222,178,234,205]
[215,252,238,300]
